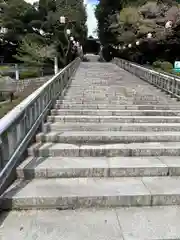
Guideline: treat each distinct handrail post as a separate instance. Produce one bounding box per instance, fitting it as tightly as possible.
[54,56,58,75]
[114,57,179,99]
[0,57,81,194]
[15,64,19,81]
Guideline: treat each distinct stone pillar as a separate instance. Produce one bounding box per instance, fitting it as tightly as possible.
[54,56,58,75]
[15,64,19,81]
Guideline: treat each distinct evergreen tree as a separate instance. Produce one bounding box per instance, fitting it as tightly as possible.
[0,0,87,65]
[95,0,123,45]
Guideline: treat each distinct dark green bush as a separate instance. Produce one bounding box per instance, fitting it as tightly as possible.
[174,71,180,77]
[0,98,22,118]
[152,60,162,69]
[20,70,40,79]
[82,56,89,62]
[152,60,173,73]
[160,61,173,72]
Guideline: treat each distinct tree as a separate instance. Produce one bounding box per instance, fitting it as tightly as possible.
[0,0,38,43]
[0,0,87,65]
[98,0,180,65]
[94,0,147,45]
[56,0,87,44]
[14,34,56,66]
[95,0,123,45]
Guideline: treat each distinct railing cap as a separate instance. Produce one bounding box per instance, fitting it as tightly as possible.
[114,57,180,82]
[0,58,79,136]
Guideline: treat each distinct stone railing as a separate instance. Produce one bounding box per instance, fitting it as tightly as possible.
[114,58,180,98]
[0,58,80,194]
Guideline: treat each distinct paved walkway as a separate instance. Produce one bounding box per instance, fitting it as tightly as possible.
[1,207,180,239]
[1,59,180,239]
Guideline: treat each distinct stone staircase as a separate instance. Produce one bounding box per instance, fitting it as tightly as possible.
[1,62,180,211]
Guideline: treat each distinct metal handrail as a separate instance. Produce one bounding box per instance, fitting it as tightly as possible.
[115,59,180,81]
[114,58,180,97]
[0,57,81,194]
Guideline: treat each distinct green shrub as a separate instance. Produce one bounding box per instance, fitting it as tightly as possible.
[152,61,173,73]
[20,70,40,79]
[152,60,162,69]
[0,65,11,72]
[82,56,89,62]
[0,98,22,118]
[174,72,180,77]
[160,61,173,72]
[0,65,15,78]
[0,92,11,102]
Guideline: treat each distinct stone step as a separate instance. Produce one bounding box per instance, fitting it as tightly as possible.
[37,131,180,144]
[48,115,180,123]
[60,95,178,99]
[63,90,171,93]
[62,96,135,100]
[55,103,180,110]
[28,142,180,157]
[59,100,178,105]
[1,206,180,239]
[62,92,165,95]
[16,156,180,179]
[61,99,170,104]
[51,109,180,116]
[49,122,180,132]
[2,176,180,209]
[61,97,176,102]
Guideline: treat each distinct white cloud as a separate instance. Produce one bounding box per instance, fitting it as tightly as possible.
[25,0,98,38]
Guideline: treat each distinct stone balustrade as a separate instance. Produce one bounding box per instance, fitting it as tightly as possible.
[114,58,180,98]
[0,58,80,194]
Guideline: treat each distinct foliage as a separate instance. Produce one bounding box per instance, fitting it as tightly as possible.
[19,70,40,79]
[152,60,174,73]
[119,7,141,25]
[82,56,89,62]
[160,61,173,72]
[95,0,123,45]
[56,0,87,44]
[14,35,56,66]
[0,0,87,65]
[0,98,22,119]
[152,60,162,69]
[0,0,37,43]
[117,1,180,43]
[96,0,180,66]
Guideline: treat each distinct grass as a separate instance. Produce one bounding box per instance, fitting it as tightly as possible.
[0,76,49,119]
[0,98,23,118]
[0,65,10,71]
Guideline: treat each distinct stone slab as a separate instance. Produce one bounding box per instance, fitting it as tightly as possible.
[48,115,180,124]
[0,177,151,209]
[16,156,109,178]
[2,206,180,240]
[39,131,180,143]
[117,206,180,239]
[33,142,180,157]
[108,157,168,177]
[51,109,180,116]
[0,208,123,240]
[158,156,180,175]
[49,122,180,132]
[57,104,180,110]
[142,176,180,205]
[60,99,180,105]
[16,156,169,179]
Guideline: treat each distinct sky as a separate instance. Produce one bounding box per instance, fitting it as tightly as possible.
[25,0,98,37]
[84,0,98,37]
